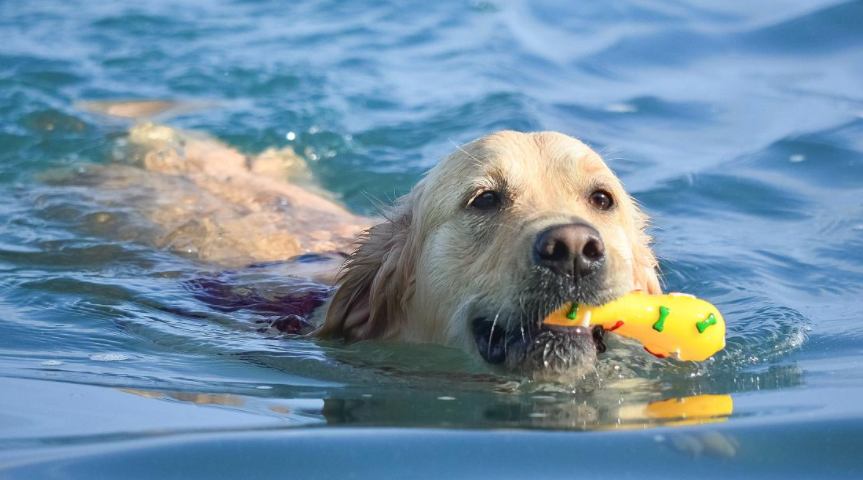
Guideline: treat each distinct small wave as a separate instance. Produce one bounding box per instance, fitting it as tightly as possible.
[89,353,132,362]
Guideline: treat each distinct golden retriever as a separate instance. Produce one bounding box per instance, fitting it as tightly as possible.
[69,106,661,378]
[316,130,660,376]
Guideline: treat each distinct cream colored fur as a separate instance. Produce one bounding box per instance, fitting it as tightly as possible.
[70,116,660,361]
[319,131,660,361]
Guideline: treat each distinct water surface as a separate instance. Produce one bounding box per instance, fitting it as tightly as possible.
[1,0,863,478]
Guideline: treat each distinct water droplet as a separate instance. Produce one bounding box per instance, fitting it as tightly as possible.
[789,154,806,163]
[285,131,296,141]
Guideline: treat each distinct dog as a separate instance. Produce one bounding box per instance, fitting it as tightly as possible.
[315,130,661,377]
[68,103,661,378]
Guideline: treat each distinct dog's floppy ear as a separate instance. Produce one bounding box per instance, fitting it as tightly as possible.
[316,191,421,342]
[630,201,662,294]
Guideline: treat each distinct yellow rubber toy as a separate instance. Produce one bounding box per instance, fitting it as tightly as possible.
[544,291,725,361]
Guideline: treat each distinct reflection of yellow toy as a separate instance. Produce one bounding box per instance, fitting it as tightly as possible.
[644,394,733,421]
[615,394,734,429]
[544,291,725,361]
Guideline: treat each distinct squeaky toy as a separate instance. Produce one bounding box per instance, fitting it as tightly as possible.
[544,291,725,361]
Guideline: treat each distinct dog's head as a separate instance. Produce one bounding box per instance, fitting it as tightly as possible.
[318,131,660,377]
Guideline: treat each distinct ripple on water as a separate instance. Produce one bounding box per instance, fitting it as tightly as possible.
[89,353,132,362]
[743,119,863,191]
[640,172,811,220]
[738,1,863,55]
[719,303,810,367]
[0,0,862,444]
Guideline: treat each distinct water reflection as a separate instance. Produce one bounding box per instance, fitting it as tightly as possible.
[120,387,734,432]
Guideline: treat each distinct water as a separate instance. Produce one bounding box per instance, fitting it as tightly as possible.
[2,0,863,478]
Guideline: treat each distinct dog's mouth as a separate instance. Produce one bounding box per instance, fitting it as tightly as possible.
[471,309,607,373]
[469,265,626,374]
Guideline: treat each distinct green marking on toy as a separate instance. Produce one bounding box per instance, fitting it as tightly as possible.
[566,302,579,320]
[696,313,718,333]
[653,305,670,332]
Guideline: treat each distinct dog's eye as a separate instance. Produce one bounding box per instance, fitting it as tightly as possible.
[470,191,502,210]
[589,190,614,211]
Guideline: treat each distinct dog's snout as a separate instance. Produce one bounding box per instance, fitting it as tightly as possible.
[534,223,605,277]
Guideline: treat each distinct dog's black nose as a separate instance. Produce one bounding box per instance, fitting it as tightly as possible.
[534,223,605,277]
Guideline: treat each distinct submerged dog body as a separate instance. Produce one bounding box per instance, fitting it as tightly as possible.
[69,115,659,377]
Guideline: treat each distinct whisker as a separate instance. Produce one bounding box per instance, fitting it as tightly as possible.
[488,310,501,359]
[448,138,480,163]
[504,324,509,356]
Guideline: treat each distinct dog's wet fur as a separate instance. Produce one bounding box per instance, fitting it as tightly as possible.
[72,105,661,379]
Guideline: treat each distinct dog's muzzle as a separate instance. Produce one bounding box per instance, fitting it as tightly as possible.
[471,315,606,373]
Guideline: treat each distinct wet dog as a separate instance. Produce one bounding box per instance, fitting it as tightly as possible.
[316,130,661,377]
[72,104,660,377]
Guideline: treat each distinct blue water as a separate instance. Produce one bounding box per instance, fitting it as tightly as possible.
[2,0,863,478]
